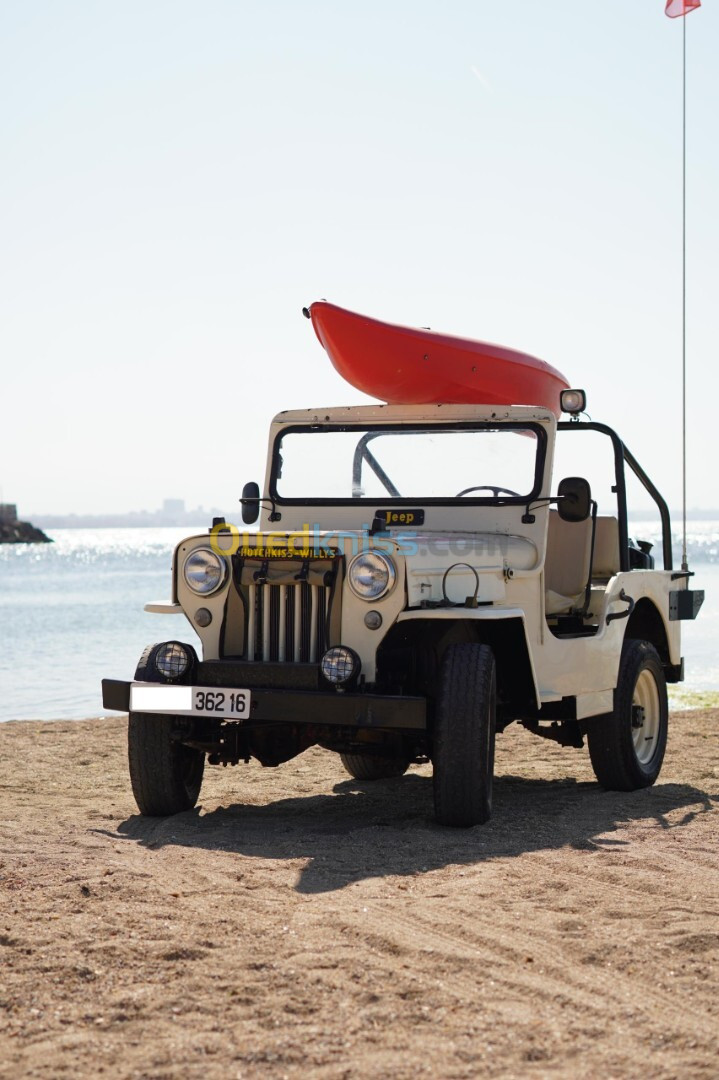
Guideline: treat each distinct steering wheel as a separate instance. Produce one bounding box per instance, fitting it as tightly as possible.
[455,485,520,498]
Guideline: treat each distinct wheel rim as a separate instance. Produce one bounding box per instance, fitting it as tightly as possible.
[631,669,661,765]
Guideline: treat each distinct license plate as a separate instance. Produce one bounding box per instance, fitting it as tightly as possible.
[130,683,251,719]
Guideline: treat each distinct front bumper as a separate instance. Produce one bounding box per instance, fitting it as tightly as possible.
[101,678,426,731]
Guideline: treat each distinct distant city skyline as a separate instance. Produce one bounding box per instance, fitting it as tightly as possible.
[31,496,226,530]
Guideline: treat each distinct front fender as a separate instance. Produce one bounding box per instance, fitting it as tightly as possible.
[396,607,539,710]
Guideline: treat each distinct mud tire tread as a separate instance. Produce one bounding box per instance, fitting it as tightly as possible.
[127,644,204,816]
[432,643,496,828]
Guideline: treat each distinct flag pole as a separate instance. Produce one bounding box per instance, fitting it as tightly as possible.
[681,13,688,571]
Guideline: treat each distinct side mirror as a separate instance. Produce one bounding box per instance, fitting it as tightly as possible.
[240,482,260,525]
[557,476,591,523]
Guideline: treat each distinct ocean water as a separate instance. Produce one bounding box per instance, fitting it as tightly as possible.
[0,525,716,723]
[0,529,199,723]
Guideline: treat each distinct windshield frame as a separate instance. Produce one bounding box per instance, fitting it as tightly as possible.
[269,421,548,507]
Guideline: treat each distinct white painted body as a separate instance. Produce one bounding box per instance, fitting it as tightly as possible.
[149,403,684,719]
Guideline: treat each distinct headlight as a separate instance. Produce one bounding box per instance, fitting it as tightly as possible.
[347,551,396,601]
[183,547,228,595]
[321,646,360,685]
[154,642,190,680]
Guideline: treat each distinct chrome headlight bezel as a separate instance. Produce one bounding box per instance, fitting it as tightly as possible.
[182,547,228,596]
[347,551,397,602]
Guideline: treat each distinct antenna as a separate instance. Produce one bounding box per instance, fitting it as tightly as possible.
[666,0,700,568]
[681,13,688,572]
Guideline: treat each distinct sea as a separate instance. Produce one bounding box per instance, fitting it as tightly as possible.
[0,524,717,723]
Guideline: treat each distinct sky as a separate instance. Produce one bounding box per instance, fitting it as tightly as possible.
[1,0,717,517]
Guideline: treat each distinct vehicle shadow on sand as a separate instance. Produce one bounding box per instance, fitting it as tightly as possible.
[114,770,718,894]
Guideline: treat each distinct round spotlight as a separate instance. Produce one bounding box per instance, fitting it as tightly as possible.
[364,610,383,630]
[194,607,213,627]
[154,642,190,680]
[321,646,360,685]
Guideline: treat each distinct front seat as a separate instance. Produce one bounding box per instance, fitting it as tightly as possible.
[544,509,593,616]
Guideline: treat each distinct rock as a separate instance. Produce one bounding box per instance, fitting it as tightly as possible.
[0,520,53,544]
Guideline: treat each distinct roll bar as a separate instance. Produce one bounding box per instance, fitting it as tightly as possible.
[557,422,672,572]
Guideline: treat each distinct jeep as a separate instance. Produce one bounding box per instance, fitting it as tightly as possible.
[102,397,703,826]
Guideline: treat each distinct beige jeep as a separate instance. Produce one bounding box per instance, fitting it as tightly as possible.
[102,397,703,826]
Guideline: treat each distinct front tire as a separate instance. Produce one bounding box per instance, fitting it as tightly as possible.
[432,643,496,827]
[128,713,205,816]
[587,639,668,790]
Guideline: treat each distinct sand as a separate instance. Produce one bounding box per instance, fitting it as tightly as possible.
[1,709,718,1079]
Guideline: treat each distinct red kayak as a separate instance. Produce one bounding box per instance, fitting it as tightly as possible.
[305,301,569,416]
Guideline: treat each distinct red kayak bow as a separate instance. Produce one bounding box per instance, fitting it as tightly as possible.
[305,301,569,416]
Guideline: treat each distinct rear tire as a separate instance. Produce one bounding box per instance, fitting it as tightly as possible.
[340,752,409,780]
[128,713,205,816]
[587,639,668,790]
[432,643,496,827]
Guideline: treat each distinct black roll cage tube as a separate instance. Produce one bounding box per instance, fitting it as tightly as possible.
[557,421,672,572]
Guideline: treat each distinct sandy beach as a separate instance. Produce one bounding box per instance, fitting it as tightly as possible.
[1,709,718,1079]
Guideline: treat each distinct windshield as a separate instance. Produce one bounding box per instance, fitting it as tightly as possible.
[272,424,544,502]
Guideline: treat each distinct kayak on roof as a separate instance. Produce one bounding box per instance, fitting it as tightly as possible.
[304,300,569,416]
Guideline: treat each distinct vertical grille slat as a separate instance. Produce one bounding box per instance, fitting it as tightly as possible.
[278,585,287,661]
[244,582,333,664]
[293,587,301,661]
[300,585,310,661]
[262,590,272,662]
[308,586,318,663]
[246,585,256,661]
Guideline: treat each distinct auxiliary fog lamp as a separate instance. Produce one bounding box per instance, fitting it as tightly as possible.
[560,389,587,415]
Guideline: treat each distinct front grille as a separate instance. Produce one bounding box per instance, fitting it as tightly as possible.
[244,583,331,663]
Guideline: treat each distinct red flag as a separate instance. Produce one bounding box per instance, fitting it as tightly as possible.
[665,0,701,16]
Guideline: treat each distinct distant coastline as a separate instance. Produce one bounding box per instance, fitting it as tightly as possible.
[32,508,225,530]
[628,509,719,522]
[27,508,719,530]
